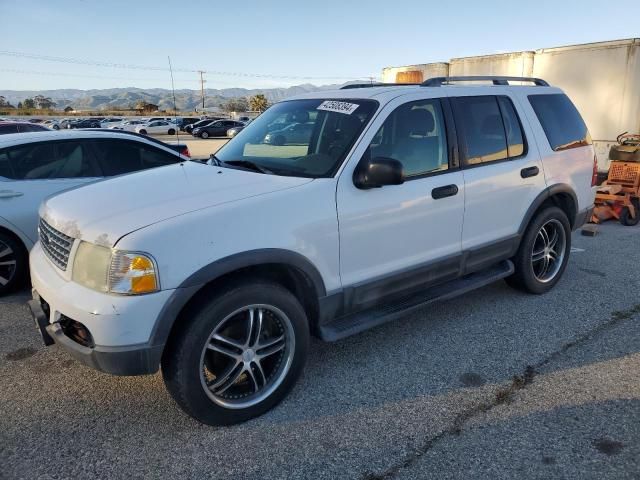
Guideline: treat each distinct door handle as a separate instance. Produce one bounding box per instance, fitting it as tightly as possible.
[432,184,459,200]
[0,190,24,199]
[520,166,539,178]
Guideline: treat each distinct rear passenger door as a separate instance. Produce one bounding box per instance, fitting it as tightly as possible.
[450,94,546,269]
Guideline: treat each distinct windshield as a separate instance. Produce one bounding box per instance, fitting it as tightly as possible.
[215,98,378,178]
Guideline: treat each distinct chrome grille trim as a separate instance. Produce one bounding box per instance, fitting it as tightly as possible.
[39,219,74,271]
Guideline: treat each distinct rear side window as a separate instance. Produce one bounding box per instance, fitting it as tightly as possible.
[528,93,591,151]
[89,139,179,176]
[452,96,508,165]
[0,124,19,134]
[497,97,525,158]
[2,141,100,179]
[452,95,527,166]
[0,151,12,178]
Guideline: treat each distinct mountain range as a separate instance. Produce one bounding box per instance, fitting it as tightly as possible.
[0,84,342,112]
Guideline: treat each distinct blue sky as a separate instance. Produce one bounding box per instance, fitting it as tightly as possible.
[1,0,638,91]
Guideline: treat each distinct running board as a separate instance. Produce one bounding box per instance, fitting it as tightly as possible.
[319,260,514,342]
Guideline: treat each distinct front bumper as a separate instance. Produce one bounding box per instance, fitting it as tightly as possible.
[29,242,175,375]
[29,291,162,375]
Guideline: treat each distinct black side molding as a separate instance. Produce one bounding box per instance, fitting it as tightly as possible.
[319,260,514,342]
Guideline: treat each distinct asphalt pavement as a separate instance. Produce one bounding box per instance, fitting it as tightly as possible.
[1,222,639,479]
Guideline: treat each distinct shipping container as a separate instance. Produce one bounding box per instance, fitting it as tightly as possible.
[381,38,640,172]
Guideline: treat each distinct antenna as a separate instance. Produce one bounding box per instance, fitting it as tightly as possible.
[167,56,179,143]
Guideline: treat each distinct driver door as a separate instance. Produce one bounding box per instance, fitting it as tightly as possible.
[336,93,464,306]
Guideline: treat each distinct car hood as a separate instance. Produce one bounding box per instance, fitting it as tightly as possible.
[40,161,313,248]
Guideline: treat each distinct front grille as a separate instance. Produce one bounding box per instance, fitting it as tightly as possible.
[39,219,74,270]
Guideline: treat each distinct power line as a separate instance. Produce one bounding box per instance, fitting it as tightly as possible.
[0,68,200,83]
[0,50,379,81]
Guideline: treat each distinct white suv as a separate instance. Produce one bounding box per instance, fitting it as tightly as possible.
[28,76,596,425]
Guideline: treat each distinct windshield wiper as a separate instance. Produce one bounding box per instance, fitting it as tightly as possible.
[222,160,273,174]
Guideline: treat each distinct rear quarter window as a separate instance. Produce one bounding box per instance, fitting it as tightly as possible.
[528,93,591,151]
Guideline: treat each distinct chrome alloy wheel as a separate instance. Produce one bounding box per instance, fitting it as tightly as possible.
[0,240,17,288]
[199,305,295,409]
[531,218,567,283]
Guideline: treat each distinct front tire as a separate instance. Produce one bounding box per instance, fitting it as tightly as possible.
[138,129,147,135]
[200,131,209,139]
[0,233,26,296]
[162,282,309,425]
[505,206,571,294]
[168,128,176,135]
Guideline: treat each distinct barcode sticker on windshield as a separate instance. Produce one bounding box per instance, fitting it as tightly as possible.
[317,101,359,115]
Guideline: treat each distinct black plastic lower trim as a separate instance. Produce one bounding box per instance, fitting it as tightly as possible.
[319,260,514,341]
[45,322,162,375]
[574,206,594,230]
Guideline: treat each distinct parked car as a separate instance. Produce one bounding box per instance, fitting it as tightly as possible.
[0,121,50,134]
[0,129,190,294]
[27,77,596,426]
[58,119,74,130]
[263,122,314,145]
[135,120,178,135]
[100,118,124,128]
[42,120,60,130]
[183,118,222,134]
[226,119,252,138]
[178,117,200,131]
[109,120,147,131]
[192,120,244,138]
[68,118,103,129]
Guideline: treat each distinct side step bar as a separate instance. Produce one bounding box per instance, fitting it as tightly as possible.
[319,260,514,342]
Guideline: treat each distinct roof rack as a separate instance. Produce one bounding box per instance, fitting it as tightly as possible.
[421,76,549,87]
[340,82,419,89]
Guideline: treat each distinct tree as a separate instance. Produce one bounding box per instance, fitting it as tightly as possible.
[249,94,269,112]
[0,96,13,108]
[23,98,35,109]
[222,97,249,113]
[17,102,23,109]
[64,106,74,113]
[34,95,56,110]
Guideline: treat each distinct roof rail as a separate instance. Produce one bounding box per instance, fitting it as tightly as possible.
[421,76,549,87]
[340,82,420,89]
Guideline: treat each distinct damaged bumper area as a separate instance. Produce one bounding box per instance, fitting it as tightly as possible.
[29,243,174,375]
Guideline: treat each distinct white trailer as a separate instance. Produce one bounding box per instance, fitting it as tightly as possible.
[533,39,640,173]
[381,38,640,173]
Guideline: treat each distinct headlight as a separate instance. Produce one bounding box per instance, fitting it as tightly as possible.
[72,242,159,295]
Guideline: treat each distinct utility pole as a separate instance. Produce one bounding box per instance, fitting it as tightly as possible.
[198,70,206,110]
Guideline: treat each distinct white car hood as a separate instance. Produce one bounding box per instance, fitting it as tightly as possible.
[40,161,312,247]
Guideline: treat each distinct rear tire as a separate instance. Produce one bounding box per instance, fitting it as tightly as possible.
[162,282,309,425]
[505,206,571,294]
[0,232,27,296]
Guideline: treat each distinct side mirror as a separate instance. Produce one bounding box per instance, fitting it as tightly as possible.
[353,156,404,189]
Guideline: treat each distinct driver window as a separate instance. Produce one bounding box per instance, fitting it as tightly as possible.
[369,99,448,178]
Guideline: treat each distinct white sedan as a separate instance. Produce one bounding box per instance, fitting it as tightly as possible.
[135,120,178,135]
[110,120,147,132]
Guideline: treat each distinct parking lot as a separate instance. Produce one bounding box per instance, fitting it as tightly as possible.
[153,134,228,160]
[1,221,638,479]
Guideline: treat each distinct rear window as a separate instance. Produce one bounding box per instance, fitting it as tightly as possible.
[528,94,591,151]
